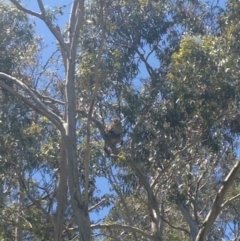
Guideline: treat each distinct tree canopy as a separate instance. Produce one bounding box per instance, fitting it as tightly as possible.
[1,0,240,241]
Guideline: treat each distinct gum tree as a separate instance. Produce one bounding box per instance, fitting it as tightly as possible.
[1,0,240,241]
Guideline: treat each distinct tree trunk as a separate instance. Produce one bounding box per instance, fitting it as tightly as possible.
[64,60,92,240]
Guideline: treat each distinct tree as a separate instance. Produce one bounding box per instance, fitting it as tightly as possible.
[1,0,240,241]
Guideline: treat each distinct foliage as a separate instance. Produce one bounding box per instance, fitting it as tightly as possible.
[1,0,240,241]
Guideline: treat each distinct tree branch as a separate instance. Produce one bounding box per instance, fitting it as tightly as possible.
[196,161,240,241]
[136,49,154,76]
[89,198,107,212]
[10,0,69,55]
[178,202,199,240]
[36,0,45,15]
[107,165,138,241]
[54,138,68,241]
[85,2,106,211]
[91,223,158,241]
[0,73,64,132]
[77,111,118,152]
[10,0,43,18]
[17,175,54,227]
[69,0,84,59]
[78,109,162,238]
[221,193,240,209]
[30,88,65,105]
[160,210,190,235]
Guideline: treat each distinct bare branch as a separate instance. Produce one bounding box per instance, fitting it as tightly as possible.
[30,88,65,105]
[10,0,43,18]
[0,73,64,132]
[89,198,107,212]
[196,161,240,241]
[36,0,45,15]
[91,223,158,241]
[136,49,154,75]
[221,193,240,209]
[33,49,59,89]
[69,0,84,59]
[69,0,79,38]
[10,0,69,55]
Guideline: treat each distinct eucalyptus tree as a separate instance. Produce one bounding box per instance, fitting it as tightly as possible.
[1,0,240,241]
